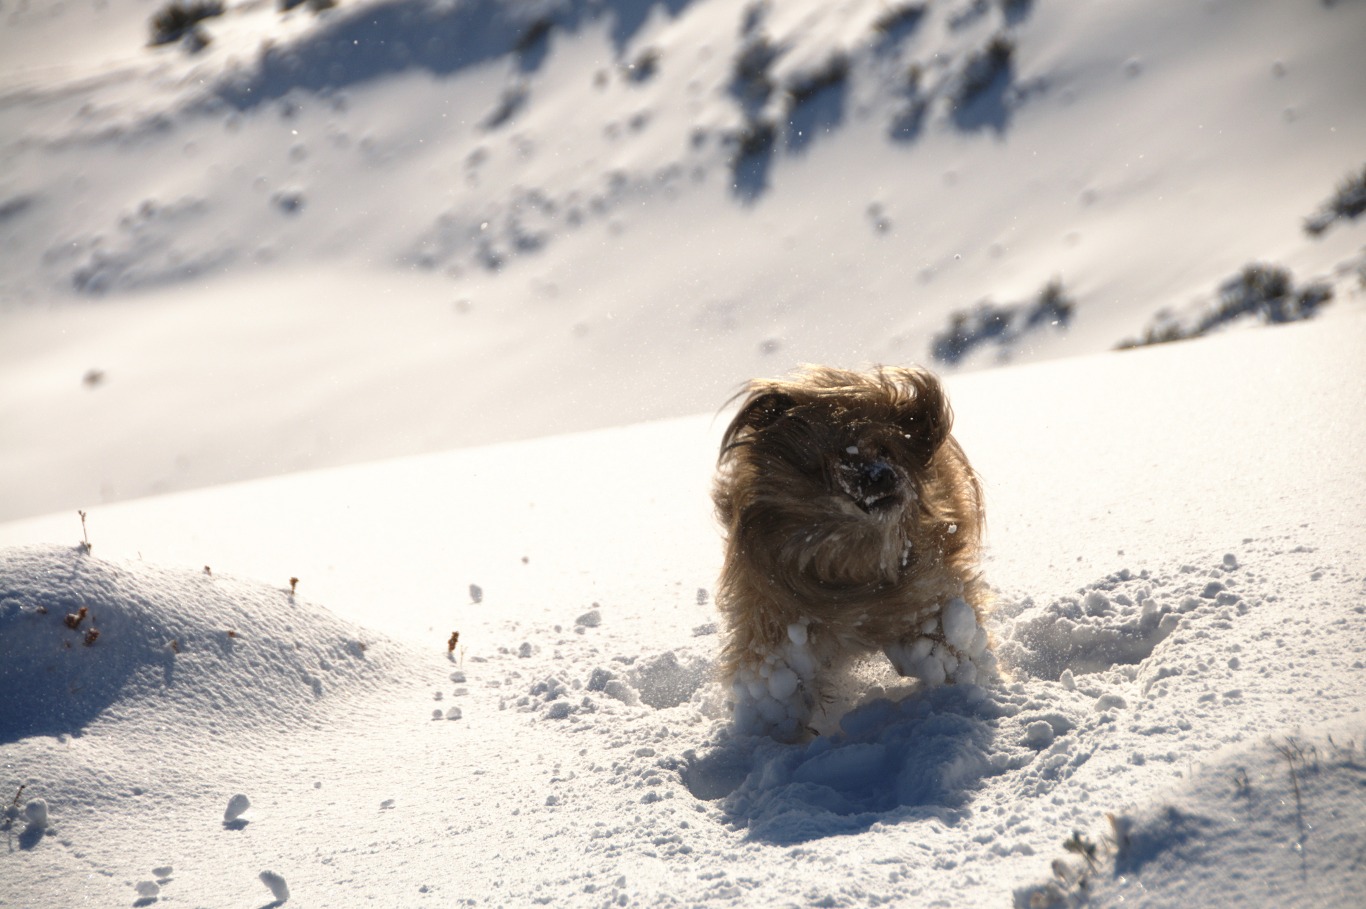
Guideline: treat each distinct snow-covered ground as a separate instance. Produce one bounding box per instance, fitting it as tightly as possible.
[3,0,1366,906]
[3,307,1365,907]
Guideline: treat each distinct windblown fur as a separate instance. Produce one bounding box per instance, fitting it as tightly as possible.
[712,365,991,739]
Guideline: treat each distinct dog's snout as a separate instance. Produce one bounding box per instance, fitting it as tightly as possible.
[836,457,901,512]
[859,460,898,495]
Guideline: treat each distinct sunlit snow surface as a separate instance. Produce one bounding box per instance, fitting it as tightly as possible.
[2,0,1365,904]
[3,310,1365,907]
[2,0,1365,520]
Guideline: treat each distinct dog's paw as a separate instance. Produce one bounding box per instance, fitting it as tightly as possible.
[730,623,817,741]
[885,597,995,687]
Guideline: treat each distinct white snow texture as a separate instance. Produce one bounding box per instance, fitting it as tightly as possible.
[2,0,1365,905]
[3,309,1365,906]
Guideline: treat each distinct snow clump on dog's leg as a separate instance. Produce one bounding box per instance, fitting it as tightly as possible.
[941,597,995,683]
[731,622,818,741]
[885,597,995,688]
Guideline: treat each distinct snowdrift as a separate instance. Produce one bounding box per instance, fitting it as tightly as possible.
[0,544,400,746]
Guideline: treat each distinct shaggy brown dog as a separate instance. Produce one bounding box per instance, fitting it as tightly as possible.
[712,365,991,739]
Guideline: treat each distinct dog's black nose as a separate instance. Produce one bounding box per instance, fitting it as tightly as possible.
[859,460,898,496]
[835,457,902,512]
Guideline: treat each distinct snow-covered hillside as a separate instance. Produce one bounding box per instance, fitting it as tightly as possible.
[2,2,1365,903]
[2,0,1364,520]
[3,306,1364,907]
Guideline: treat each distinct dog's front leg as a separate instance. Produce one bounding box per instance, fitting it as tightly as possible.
[884,597,994,687]
[730,621,819,741]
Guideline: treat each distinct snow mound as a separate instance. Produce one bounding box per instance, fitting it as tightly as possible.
[1015,719,1366,909]
[0,544,399,744]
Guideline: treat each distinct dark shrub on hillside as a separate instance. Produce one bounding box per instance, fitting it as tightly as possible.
[1205,264,1330,327]
[1118,263,1332,349]
[1304,163,1366,236]
[955,34,1013,105]
[514,17,555,55]
[149,0,224,46]
[784,54,849,108]
[732,34,782,110]
[1336,168,1366,219]
[622,48,660,83]
[873,3,926,41]
[932,278,1074,365]
[730,118,776,163]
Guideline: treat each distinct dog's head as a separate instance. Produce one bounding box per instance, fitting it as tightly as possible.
[717,366,954,516]
[714,366,975,591]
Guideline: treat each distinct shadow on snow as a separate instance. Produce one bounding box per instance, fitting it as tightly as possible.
[679,684,1004,845]
[0,548,177,745]
[213,0,693,109]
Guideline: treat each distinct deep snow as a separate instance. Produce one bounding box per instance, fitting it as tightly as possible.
[3,308,1365,907]
[3,0,1366,905]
